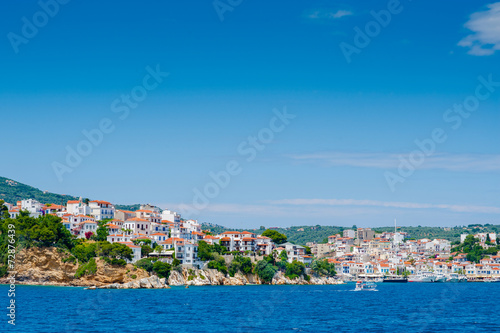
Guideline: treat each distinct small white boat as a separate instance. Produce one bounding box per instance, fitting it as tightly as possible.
[354,281,377,291]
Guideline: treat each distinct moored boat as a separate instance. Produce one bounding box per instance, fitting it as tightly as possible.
[408,272,436,283]
[382,276,408,283]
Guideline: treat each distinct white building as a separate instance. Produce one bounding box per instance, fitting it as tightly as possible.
[343,229,355,239]
[161,209,181,223]
[21,199,43,218]
[89,200,115,221]
[123,217,153,236]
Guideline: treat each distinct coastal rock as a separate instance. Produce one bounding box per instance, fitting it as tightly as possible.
[1,247,78,285]
[168,270,185,286]
[139,277,153,289]
[0,247,150,287]
[149,275,162,289]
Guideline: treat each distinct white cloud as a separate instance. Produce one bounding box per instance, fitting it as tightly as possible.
[458,2,500,56]
[288,152,500,172]
[270,198,500,214]
[331,10,353,19]
[307,9,353,20]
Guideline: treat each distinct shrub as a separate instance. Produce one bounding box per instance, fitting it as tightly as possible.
[0,265,7,278]
[62,255,77,264]
[135,258,154,273]
[285,260,306,279]
[254,260,277,283]
[130,274,137,280]
[208,254,228,275]
[153,261,172,279]
[75,258,97,278]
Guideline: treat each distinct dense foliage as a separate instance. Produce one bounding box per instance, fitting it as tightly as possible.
[451,234,500,263]
[0,212,74,271]
[135,258,155,272]
[203,223,500,245]
[284,260,306,279]
[261,229,287,244]
[74,258,97,278]
[207,254,228,275]
[310,259,336,277]
[228,255,253,277]
[0,177,80,206]
[153,261,172,279]
[253,259,277,283]
[198,240,227,261]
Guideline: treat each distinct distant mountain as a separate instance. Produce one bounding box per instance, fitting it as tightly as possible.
[201,223,500,245]
[0,176,139,211]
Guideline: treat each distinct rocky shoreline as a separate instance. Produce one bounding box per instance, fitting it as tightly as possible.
[1,247,342,289]
[95,268,343,289]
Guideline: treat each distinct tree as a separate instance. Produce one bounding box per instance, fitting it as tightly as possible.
[486,234,492,245]
[310,259,336,277]
[85,231,93,240]
[208,255,228,275]
[228,256,253,276]
[285,260,306,279]
[254,260,277,283]
[135,258,155,272]
[198,241,214,261]
[0,200,9,220]
[262,229,287,244]
[279,250,288,262]
[153,261,172,279]
[96,226,109,242]
[197,240,227,262]
[141,245,153,257]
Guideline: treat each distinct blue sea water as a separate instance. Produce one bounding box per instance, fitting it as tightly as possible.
[1,283,499,333]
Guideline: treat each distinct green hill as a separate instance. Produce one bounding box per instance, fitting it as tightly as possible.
[201,223,500,245]
[0,176,139,211]
[0,176,80,205]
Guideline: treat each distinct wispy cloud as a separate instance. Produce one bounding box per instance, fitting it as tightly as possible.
[458,2,500,56]
[307,9,353,20]
[288,152,500,172]
[270,198,500,214]
[161,199,500,217]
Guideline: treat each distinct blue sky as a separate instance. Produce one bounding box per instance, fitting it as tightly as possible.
[1,0,499,228]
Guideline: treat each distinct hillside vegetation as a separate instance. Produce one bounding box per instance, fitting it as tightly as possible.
[202,224,500,245]
[0,176,138,210]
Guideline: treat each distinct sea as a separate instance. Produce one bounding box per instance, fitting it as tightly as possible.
[1,283,499,332]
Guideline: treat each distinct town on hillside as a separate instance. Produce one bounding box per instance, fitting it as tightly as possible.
[5,198,500,282]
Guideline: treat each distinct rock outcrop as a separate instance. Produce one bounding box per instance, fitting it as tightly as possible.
[2,247,342,289]
[0,247,149,287]
[97,267,342,289]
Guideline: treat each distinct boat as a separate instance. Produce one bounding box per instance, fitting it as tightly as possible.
[382,276,408,283]
[408,271,436,283]
[434,274,447,283]
[446,273,467,283]
[483,277,500,283]
[354,281,377,291]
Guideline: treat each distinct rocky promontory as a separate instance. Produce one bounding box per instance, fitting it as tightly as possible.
[0,247,342,289]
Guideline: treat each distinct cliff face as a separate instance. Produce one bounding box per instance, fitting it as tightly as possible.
[167,268,261,286]
[0,247,148,287]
